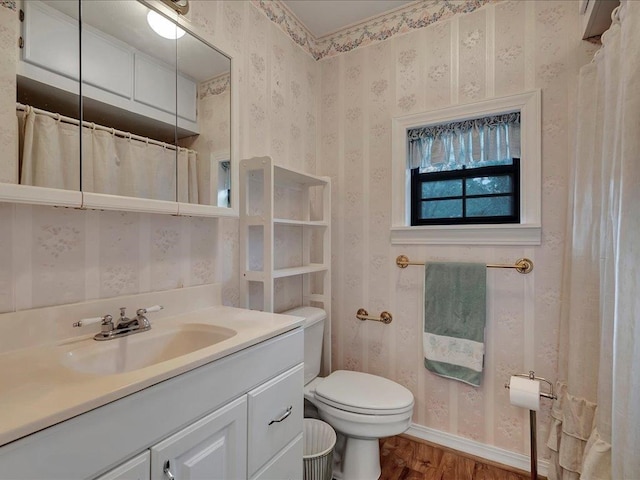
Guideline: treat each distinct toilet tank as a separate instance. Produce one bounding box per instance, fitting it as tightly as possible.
[281,306,326,385]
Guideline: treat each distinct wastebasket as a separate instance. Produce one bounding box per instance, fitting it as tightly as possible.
[303,418,336,480]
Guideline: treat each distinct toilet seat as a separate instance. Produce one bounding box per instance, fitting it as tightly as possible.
[314,370,414,415]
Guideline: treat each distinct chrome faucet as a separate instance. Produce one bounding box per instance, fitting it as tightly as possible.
[116,307,133,329]
[73,305,163,341]
[134,307,155,330]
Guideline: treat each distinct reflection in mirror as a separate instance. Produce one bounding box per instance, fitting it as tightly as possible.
[79,0,232,206]
[9,0,232,209]
[80,1,179,202]
[177,15,231,207]
[16,0,81,191]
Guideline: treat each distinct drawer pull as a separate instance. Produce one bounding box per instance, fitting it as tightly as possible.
[164,460,175,480]
[268,406,292,425]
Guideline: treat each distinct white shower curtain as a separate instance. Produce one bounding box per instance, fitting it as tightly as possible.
[20,109,80,190]
[547,1,640,479]
[82,127,178,202]
[19,108,199,203]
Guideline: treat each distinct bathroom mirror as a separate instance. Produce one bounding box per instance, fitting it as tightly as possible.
[15,0,81,193]
[7,0,234,213]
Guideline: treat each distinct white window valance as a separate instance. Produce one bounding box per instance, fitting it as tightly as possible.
[407,112,521,171]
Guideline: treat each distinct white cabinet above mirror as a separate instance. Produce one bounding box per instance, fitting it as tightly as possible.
[0,0,238,217]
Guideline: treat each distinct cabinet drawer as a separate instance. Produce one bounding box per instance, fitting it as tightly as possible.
[248,363,303,476]
[251,434,302,480]
[94,452,149,480]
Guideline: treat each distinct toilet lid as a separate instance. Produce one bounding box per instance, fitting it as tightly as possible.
[314,370,414,415]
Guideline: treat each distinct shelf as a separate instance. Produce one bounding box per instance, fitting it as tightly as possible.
[243,264,328,282]
[274,165,328,188]
[273,264,328,279]
[240,156,332,375]
[305,294,328,303]
[244,215,265,226]
[242,271,265,282]
[274,219,328,227]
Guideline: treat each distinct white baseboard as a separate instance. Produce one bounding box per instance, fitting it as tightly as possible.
[405,423,549,478]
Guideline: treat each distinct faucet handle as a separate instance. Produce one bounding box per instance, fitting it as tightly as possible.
[73,314,113,328]
[138,305,164,315]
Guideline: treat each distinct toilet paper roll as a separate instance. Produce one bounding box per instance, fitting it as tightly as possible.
[509,376,541,411]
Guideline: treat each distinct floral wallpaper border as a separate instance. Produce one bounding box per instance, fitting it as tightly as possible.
[200,72,231,99]
[251,0,317,57]
[1,1,15,11]
[253,0,498,60]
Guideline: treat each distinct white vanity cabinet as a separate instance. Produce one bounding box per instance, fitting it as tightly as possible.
[0,328,303,480]
[150,396,248,480]
[251,436,303,480]
[247,364,304,478]
[94,453,150,480]
[97,398,247,480]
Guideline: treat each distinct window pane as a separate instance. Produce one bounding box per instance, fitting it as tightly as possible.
[421,199,463,219]
[421,180,462,199]
[467,197,513,217]
[466,176,513,195]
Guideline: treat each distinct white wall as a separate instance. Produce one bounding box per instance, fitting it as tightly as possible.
[317,0,598,458]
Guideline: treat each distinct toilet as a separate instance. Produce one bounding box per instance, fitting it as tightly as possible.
[284,306,414,480]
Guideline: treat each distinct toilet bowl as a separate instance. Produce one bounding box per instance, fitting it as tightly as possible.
[284,306,415,480]
[305,370,414,479]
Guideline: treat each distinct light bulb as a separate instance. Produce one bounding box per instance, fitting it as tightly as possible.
[147,10,185,40]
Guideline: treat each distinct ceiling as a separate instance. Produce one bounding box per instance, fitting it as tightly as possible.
[41,0,418,74]
[282,0,415,38]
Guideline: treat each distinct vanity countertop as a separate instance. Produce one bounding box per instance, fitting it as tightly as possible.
[0,305,303,448]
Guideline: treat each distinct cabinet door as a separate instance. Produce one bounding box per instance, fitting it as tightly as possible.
[94,452,150,480]
[134,53,177,115]
[150,396,247,480]
[22,1,79,80]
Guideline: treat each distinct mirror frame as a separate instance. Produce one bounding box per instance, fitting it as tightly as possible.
[0,0,239,218]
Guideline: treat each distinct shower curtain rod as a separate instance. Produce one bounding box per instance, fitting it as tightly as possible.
[16,103,197,155]
[396,255,534,274]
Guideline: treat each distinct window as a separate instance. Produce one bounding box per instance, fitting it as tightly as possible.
[391,90,541,245]
[411,159,520,225]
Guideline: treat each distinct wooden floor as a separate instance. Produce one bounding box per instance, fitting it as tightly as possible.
[379,435,540,480]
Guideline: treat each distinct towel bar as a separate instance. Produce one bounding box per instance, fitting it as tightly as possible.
[356,308,393,324]
[396,255,534,274]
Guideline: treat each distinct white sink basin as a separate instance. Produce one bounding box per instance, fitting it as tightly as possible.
[61,323,237,375]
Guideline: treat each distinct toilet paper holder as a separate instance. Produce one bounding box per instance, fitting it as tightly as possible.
[505,371,557,480]
[504,371,557,401]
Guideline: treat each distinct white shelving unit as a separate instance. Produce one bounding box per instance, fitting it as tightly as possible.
[240,156,331,374]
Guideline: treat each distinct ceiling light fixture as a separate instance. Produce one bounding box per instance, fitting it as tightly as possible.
[147,10,185,40]
[159,0,189,15]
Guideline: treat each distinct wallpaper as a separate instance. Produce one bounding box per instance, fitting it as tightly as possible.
[0,4,16,184]
[317,0,598,458]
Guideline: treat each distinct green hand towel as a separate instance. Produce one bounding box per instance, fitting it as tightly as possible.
[423,262,487,387]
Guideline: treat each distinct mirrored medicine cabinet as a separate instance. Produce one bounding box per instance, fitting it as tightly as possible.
[2,0,238,216]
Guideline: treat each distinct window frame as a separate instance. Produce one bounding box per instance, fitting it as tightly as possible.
[391,90,541,245]
[411,159,521,226]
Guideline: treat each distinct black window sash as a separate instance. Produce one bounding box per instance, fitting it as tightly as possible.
[411,159,520,226]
